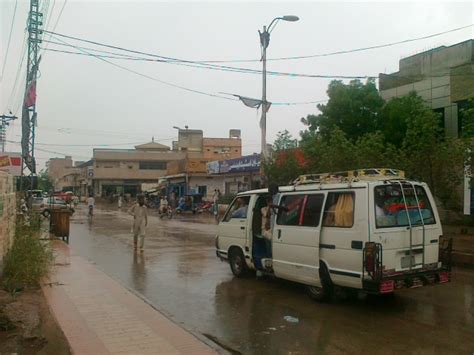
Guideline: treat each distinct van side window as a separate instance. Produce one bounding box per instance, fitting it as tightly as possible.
[302,194,325,227]
[322,192,354,228]
[223,196,251,222]
[277,195,304,226]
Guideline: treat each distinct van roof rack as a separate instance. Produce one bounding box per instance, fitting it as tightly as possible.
[293,168,405,185]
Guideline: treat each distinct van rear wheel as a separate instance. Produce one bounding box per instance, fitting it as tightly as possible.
[229,249,249,277]
[306,285,327,302]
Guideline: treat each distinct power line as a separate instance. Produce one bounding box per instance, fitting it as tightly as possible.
[5,30,27,112]
[6,138,176,147]
[44,30,380,80]
[43,31,473,82]
[1,0,19,79]
[41,39,472,84]
[46,35,242,102]
[41,43,329,105]
[45,24,473,64]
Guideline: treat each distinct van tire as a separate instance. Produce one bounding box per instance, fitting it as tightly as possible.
[307,262,333,302]
[306,285,327,302]
[229,248,249,278]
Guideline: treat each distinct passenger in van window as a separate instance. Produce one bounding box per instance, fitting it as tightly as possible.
[231,197,248,218]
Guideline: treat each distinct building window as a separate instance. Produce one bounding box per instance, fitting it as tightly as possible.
[139,161,167,170]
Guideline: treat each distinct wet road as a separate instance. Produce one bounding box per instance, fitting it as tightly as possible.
[69,207,474,354]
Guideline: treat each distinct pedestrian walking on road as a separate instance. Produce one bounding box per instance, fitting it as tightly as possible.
[128,194,148,252]
[118,195,123,209]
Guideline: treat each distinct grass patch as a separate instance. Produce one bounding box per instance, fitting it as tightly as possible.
[2,223,54,293]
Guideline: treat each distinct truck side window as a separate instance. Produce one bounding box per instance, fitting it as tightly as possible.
[302,194,325,227]
[277,195,304,226]
[223,196,251,222]
[322,192,354,228]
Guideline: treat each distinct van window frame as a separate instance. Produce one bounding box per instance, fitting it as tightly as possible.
[373,184,436,229]
[276,192,325,228]
[321,191,356,228]
[222,195,251,222]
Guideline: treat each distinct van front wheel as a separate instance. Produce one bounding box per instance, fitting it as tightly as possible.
[229,249,248,277]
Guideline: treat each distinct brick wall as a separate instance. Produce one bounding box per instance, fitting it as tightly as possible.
[0,171,16,265]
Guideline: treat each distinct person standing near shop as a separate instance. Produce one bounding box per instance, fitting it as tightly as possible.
[128,194,148,252]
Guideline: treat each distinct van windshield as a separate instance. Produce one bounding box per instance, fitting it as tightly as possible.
[374,184,435,228]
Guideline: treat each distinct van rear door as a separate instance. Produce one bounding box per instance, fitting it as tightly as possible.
[372,183,441,271]
[272,193,325,286]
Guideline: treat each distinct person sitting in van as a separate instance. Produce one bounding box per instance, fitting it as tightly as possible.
[261,196,273,240]
[231,197,248,218]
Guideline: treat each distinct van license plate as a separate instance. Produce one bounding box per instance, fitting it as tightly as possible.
[401,256,415,269]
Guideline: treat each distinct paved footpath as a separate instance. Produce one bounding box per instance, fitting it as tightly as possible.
[42,241,219,355]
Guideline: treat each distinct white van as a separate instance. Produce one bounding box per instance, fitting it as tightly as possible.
[215,169,451,301]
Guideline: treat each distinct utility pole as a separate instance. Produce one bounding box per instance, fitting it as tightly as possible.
[0,114,18,152]
[259,26,270,160]
[258,16,299,161]
[21,0,43,190]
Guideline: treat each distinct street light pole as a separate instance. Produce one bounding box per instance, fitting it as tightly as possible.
[258,15,299,161]
[260,25,269,160]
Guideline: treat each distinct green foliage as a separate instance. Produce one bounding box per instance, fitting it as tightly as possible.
[264,130,304,185]
[272,130,298,151]
[264,150,305,185]
[2,224,54,292]
[460,99,474,138]
[37,170,53,193]
[271,80,474,212]
[301,79,384,142]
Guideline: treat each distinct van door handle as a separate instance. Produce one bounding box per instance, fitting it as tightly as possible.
[351,241,363,250]
[240,226,245,230]
[277,229,282,240]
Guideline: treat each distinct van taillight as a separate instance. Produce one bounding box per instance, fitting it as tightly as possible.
[365,242,376,272]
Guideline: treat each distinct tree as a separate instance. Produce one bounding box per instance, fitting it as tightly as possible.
[301,79,384,142]
[264,131,305,185]
[272,130,298,152]
[460,99,474,138]
[37,170,53,193]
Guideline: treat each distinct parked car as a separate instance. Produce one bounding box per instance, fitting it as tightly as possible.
[37,197,71,217]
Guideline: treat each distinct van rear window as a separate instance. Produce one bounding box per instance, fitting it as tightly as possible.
[374,185,435,228]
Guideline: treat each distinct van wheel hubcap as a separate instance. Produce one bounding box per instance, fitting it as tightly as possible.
[233,255,242,273]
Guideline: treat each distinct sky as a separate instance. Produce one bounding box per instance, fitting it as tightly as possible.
[1,0,473,170]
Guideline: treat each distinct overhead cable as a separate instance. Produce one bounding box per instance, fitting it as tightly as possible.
[1,0,19,79]
[44,24,474,63]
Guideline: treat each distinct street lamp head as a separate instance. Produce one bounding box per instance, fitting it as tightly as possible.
[281,15,299,22]
[172,126,181,130]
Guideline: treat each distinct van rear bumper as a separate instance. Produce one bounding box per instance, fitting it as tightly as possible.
[362,268,450,294]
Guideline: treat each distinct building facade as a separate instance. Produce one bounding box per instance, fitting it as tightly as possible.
[46,156,74,190]
[379,40,474,215]
[379,39,474,138]
[92,141,186,197]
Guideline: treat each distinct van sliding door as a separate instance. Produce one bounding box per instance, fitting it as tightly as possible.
[272,193,325,287]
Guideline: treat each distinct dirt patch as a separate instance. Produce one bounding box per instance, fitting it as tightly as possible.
[0,288,70,354]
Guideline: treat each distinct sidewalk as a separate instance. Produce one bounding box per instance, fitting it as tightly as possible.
[42,241,219,355]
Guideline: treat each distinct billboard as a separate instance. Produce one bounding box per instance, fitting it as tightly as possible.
[0,152,22,177]
[207,154,260,174]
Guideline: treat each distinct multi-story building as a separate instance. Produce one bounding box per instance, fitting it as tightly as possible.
[379,39,474,138]
[46,156,73,190]
[379,39,474,215]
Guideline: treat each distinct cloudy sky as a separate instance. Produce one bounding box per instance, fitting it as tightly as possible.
[1,0,473,169]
